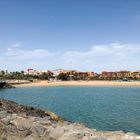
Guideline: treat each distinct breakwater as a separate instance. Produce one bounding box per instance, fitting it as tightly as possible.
[0,81,6,88]
[0,99,140,140]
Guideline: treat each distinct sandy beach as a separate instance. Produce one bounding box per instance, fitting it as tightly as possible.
[15,80,140,87]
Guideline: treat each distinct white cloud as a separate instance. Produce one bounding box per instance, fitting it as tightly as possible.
[0,43,140,72]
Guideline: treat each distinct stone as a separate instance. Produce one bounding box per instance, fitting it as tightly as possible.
[30,116,43,122]
[75,131,85,138]
[0,111,10,119]
[45,111,60,121]
[31,116,51,125]
[42,116,51,121]
[10,117,32,131]
[57,134,79,140]
[38,120,52,125]
[34,125,46,136]
[24,135,34,140]
[1,137,7,140]
[49,127,65,139]
[136,136,140,139]
[82,136,91,140]
[92,137,107,140]
[1,116,11,125]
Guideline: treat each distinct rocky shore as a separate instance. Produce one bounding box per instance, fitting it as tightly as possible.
[0,99,140,140]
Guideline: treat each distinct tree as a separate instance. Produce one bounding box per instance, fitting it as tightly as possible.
[57,73,69,81]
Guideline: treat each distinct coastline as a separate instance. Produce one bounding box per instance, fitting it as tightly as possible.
[0,99,140,140]
[15,80,140,87]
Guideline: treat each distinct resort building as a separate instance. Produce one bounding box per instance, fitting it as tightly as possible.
[23,69,140,80]
[100,71,132,79]
[78,72,94,80]
[51,69,68,77]
[116,71,131,78]
[24,69,49,75]
[131,71,140,79]
[100,71,117,79]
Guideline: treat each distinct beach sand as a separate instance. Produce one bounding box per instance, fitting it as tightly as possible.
[15,80,140,87]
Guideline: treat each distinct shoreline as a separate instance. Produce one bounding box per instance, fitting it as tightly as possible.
[15,80,140,87]
[0,99,140,140]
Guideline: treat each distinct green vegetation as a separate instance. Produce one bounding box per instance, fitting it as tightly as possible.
[0,70,140,81]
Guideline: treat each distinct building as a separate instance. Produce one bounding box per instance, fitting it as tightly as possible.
[131,71,140,79]
[78,71,94,80]
[100,71,132,79]
[116,71,131,78]
[51,69,67,77]
[24,69,48,75]
[100,71,117,79]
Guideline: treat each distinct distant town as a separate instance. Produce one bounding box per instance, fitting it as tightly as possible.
[0,68,140,81]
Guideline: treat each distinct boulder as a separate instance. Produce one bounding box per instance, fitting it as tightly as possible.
[1,116,12,125]
[75,131,85,138]
[24,135,38,140]
[10,117,33,131]
[0,111,10,119]
[45,111,60,121]
[33,124,47,136]
[49,127,65,139]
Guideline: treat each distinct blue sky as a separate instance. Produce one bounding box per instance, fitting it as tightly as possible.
[0,0,140,72]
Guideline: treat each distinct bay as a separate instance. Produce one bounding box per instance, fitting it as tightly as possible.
[0,86,140,134]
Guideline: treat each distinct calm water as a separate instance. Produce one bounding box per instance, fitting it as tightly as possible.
[0,86,140,134]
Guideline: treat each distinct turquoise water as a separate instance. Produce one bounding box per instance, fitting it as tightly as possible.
[0,86,140,134]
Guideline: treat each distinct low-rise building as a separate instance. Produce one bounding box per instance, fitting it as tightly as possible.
[131,71,140,79]
[100,71,117,79]
[24,69,48,75]
[116,71,131,78]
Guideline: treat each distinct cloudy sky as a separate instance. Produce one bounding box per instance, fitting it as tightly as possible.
[0,0,140,72]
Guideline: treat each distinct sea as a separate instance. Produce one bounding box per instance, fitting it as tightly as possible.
[0,86,140,134]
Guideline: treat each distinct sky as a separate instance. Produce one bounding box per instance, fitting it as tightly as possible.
[0,0,140,72]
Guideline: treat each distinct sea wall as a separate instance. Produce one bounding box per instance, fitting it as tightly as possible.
[0,99,140,140]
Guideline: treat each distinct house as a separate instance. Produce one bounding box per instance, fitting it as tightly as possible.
[100,71,117,78]
[131,71,140,79]
[24,69,40,75]
[116,71,131,78]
